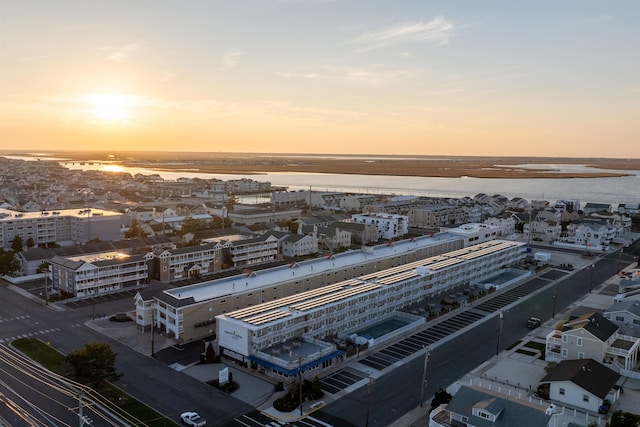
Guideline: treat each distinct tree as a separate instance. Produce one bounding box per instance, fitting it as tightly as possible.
[64,342,121,387]
[224,195,239,219]
[0,249,20,276]
[430,388,452,412]
[11,235,23,252]
[124,219,143,239]
[606,410,640,427]
[180,217,207,235]
[26,237,35,248]
[205,342,216,364]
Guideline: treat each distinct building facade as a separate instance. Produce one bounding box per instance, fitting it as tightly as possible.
[143,234,465,342]
[0,207,124,249]
[216,240,524,377]
[49,252,148,298]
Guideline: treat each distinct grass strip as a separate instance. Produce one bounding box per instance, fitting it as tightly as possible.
[12,337,178,427]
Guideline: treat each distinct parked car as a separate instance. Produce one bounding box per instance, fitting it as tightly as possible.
[180,412,206,427]
[526,317,541,328]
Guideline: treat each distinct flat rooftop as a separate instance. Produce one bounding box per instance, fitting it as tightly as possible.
[0,207,122,221]
[221,240,523,327]
[163,232,463,304]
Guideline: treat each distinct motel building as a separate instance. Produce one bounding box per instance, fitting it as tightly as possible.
[215,240,525,379]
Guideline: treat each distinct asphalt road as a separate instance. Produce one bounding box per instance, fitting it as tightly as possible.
[316,246,637,426]
[0,240,637,427]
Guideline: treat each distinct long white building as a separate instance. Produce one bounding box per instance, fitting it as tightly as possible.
[0,207,124,249]
[216,240,525,377]
[50,251,148,298]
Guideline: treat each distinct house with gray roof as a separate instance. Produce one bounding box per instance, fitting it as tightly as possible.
[440,385,551,427]
[538,359,620,413]
[546,312,640,377]
[603,299,640,337]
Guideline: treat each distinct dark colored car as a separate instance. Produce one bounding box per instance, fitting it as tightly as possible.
[527,317,541,328]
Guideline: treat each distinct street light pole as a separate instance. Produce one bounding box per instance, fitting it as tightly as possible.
[419,346,430,407]
[589,263,595,293]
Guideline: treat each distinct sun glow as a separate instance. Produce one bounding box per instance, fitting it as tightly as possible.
[102,164,124,173]
[87,93,132,124]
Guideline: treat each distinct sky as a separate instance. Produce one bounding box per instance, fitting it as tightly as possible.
[1,0,639,158]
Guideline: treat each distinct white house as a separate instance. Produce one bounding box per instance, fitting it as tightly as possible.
[538,359,620,413]
[351,212,408,240]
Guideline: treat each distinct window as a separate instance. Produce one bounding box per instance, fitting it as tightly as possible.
[583,395,589,402]
[634,319,640,325]
[562,335,567,343]
[561,348,568,357]
[478,412,490,420]
[577,337,582,347]
[616,315,624,322]
[559,388,565,395]
[578,352,585,359]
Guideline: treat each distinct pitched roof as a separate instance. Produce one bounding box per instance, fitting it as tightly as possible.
[540,359,620,399]
[605,299,640,318]
[446,386,551,427]
[562,312,618,341]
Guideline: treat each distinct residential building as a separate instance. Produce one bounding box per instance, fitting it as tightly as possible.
[524,220,562,242]
[49,252,148,298]
[316,226,352,251]
[603,299,640,336]
[545,312,640,377]
[408,205,466,228]
[150,242,223,282]
[433,385,552,427]
[583,202,612,215]
[332,221,380,245]
[215,240,524,377]
[142,234,464,342]
[0,207,124,249]
[443,223,504,246]
[351,212,408,240]
[228,206,302,226]
[538,359,620,413]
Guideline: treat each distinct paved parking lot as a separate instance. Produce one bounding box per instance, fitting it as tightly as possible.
[324,268,572,387]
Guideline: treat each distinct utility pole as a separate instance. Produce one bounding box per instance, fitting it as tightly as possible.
[365,377,374,427]
[496,310,503,356]
[298,356,303,417]
[552,280,558,319]
[589,263,595,293]
[78,391,92,426]
[419,346,430,407]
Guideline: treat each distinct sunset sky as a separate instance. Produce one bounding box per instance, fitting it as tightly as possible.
[1,1,638,157]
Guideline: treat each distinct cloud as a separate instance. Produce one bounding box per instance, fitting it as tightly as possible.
[275,65,412,85]
[17,55,48,61]
[105,43,140,62]
[354,16,454,51]
[569,14,613,28]
[221,49,243,69]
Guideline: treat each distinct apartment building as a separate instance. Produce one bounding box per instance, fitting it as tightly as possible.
[0,207,124,249]
[351,212,408,240]
[216,240,524,377]
[150,242,223,282]
[142,234,464,342]
[408,205,466,228]
[50,251,147,298]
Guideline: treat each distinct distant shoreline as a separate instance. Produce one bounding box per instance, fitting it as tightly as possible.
[2,151,639,179]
